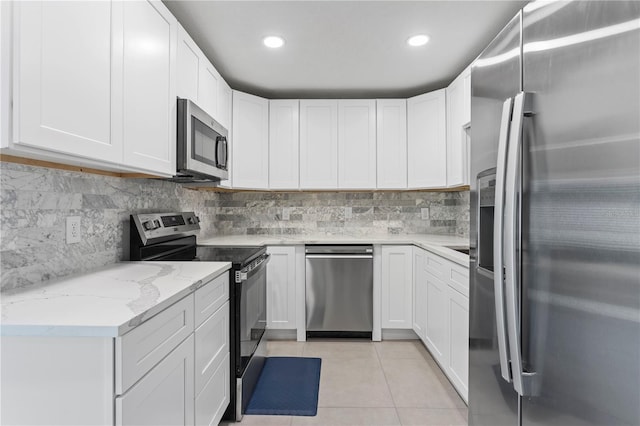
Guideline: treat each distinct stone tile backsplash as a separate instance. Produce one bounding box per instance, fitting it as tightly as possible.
[0,161,469,290]
[198,191,469,237]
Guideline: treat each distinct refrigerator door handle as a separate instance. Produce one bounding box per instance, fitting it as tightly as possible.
[504,91,537,396]
[493,97,514,383]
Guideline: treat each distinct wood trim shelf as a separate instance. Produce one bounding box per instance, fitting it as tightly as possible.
[0,154,160,179]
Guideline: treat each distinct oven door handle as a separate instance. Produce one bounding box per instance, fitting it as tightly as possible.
[236,254,270,283]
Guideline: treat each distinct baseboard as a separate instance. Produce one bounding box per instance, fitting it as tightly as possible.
[381,329,420,340]
[267,329,298,340]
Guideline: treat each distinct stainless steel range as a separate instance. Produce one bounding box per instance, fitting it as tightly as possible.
[129,212,269,422]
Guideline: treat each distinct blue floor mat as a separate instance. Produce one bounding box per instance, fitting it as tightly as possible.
[245,357,322,416]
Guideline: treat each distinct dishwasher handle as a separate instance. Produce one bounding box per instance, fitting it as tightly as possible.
[305,254,373,259]
[305,245,373,255]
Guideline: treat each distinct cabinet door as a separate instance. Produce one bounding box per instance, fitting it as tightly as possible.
[121,0,177,176]
[14,1,121,163]
[380,245,413,329]
[266,246,297,329]
[195,353,230,426]
[269,100,299,190]
[338,99,376,189]
[195,302,229,396]
[116,294,194,394]
[199,60,219,119]
[447,286,469,402]
[462,66,471,125]
[232,90,269,189]
[299,100,338,189]
[116,335,195,426]
[217,79,232,131]
[176,24,200,102]
[376,99,407,189]
[217,80,232,188]
[412,248,427,341]
[407,89,447,188]
[446,67,470,188]
[425,269,448,364]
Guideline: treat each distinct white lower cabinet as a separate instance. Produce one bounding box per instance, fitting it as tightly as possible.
[0,270,231,426]
[116,335,195,426]
[447,286,469,402]
[424,267,448,362]
[414,248,469,403]
[196,352,230,426]
[267,246,297,330]
[195,302,230,426]
[412,247,427,341]
[380,245,413,329]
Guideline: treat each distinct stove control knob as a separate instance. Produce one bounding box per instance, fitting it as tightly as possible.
[142,220,154,230]
[154,219,161,228]
[187,217,195,225]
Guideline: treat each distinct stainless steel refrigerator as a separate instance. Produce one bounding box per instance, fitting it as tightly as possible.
[469,1,640,425]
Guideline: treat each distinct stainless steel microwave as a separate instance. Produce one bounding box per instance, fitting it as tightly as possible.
[176,98,229,181]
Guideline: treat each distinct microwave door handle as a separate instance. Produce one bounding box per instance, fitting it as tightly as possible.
[215,136,222,167]
[216,137,228,169]
[494,97,513,383]
[223,137,229,169]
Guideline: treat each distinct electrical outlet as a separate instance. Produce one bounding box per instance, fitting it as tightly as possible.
[282,207,290,221]
[421,208,430,220]
[344,207,352,219]
[66,216,81,244]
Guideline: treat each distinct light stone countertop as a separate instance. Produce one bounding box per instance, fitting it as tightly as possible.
[198,233,470,266]
[0,261,231,338]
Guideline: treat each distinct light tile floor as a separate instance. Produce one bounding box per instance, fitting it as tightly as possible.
[221,339,467,426]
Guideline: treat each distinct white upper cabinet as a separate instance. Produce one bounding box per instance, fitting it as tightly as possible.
[9,0,177,176]
[376,99,407,189]
[338,100,376,189]
[232,91,269,189]
[299,100,338,189]
[13,1,121,163]
[176,25,199,102]
[217,79,232,131]
[446,66,471,187]
[407,89,447,188]
[176,24,228,127]
[269,100,299,190]
[199,61,220,120]
[121,0,177,176]
[462,68,471,125]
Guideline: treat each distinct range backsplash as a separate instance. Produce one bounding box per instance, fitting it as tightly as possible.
[0,161,469,290]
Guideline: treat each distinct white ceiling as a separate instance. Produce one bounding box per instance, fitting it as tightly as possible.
[163,1,528,99]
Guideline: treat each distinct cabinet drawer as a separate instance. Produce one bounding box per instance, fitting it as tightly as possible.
[115,335,195,426]
[424,252,446,279]
[194,272,229,327]
[116,295,194,394]
[448,263,469,297]
[195,302,229,396]
[195,352,230,426]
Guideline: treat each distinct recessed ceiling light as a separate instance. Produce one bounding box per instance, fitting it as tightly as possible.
[263,36,285,48]
[407,34,430,47]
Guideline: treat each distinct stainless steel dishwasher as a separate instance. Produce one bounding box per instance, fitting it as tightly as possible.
[305,245,373,338]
